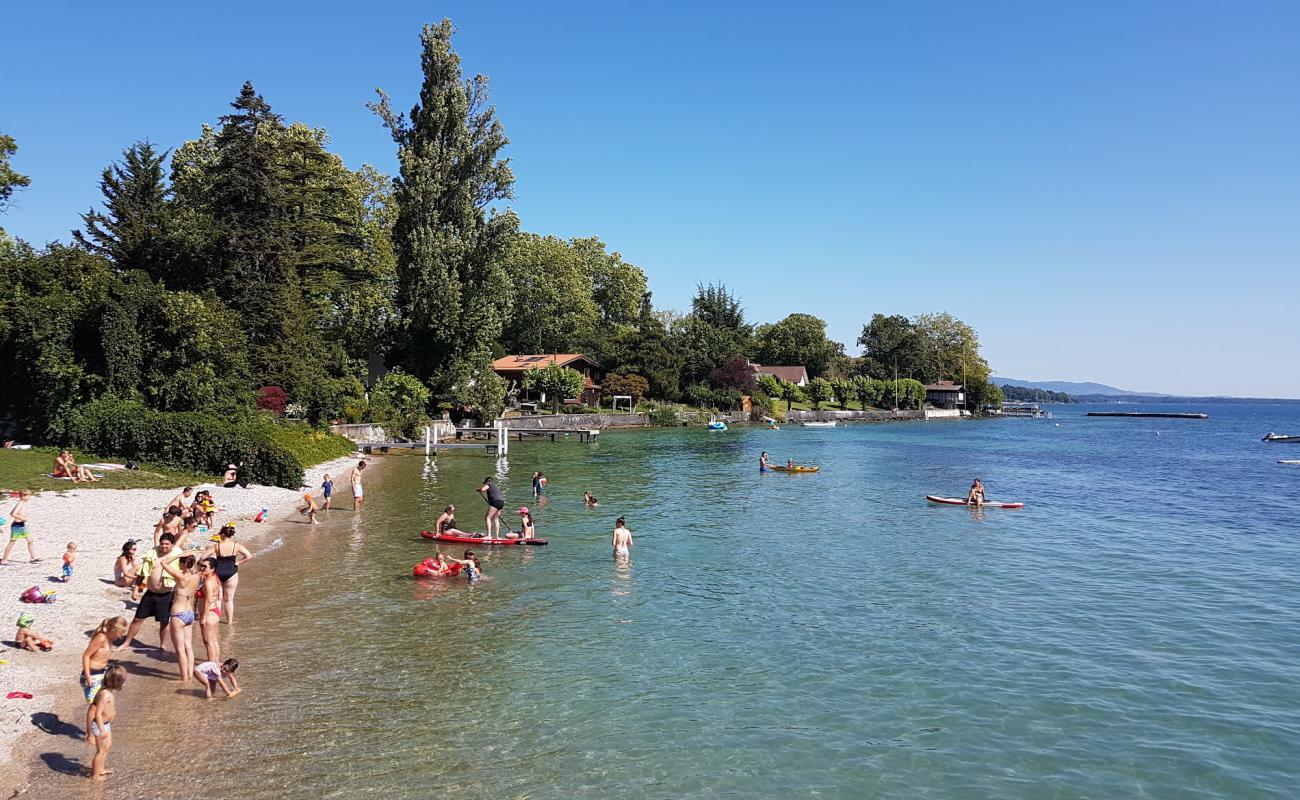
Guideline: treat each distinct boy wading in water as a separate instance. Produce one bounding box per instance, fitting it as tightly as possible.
[85,664,126,780]
[350,460,367,511]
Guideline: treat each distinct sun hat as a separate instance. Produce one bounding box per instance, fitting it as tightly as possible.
[17,612,35,629]
[518,506,529,514]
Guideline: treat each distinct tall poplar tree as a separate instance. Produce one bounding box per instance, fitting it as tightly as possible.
[371,19,518,402]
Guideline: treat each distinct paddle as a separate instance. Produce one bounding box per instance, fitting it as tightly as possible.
[478,489,518,536]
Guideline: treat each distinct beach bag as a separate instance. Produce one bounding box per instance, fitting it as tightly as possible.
[20,586,45,603]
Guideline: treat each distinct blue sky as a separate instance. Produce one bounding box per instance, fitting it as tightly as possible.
[4,1,1298,396]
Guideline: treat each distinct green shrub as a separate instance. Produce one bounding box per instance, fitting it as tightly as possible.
[60,398,350,488]
[647,405,680,427]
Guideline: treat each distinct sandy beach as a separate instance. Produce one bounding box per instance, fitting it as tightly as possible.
[0,453,359,782]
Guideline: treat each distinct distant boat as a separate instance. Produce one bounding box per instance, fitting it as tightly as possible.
[707,421,728,431]
[1280,460,1300,465]
[1262,433,1300,443]
[801,421,836,428]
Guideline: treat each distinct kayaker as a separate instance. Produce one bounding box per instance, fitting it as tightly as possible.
[612,517,633,559]
[967,479,986,507]
[759,452,770,473]
[478,477,505,539]
[786,459,795,471]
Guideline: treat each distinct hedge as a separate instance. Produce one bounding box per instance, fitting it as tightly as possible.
[60,399,352,489]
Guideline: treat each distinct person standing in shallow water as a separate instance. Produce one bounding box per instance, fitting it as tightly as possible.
[350,460,367,511]
[612,516,633,559]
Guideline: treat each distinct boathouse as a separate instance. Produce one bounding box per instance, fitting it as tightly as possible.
[492,354,605,408]
[924,381,965,409]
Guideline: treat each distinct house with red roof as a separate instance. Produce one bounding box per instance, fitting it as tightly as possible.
[492,354,605,408]
[751,364,809,387]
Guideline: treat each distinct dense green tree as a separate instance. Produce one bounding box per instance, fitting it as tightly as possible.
[602,372,649,407]
[371,368,431,437]
[779,379,806,410]
[756,373,783,399]
[0,134,31,217]
[371,19,518,396]
[673,315,745,387]
[807,377,834,410]
[691,282,748,332]
[576,238,647,329]
[967,380,1005,409]
[501,233,598,353]
[74,142,179,283]
[893,378,926,409]
[601,294,682,400]
[523,363,585,413]
[753,313,844,378]
[912,312,991,387]
[850,375,880,409]
[831,378,854,409]
[856,314,922,380]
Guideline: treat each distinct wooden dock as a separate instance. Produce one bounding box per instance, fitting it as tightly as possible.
[1087,412,1209,419]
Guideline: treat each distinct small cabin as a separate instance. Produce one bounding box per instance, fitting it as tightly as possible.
[492,354,605,408]
[924,381,965,409]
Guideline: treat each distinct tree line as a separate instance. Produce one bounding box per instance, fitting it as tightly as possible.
[0,19,1003,445]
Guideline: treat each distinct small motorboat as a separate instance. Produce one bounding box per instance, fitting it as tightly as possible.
[1280,460,1300,465]
[801,421,836,428]
[1262,433,1300,443]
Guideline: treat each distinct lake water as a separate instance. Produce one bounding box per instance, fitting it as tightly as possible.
[38,403,1300,798]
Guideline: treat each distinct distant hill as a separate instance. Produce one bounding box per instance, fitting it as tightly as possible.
[992,377,1167,397]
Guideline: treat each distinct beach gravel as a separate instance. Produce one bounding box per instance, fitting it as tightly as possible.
[0,454,358,772]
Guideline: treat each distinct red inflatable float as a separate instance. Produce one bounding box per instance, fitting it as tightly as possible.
[412,557,462,578]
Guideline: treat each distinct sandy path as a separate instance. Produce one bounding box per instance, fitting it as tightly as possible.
[0,454,360,775]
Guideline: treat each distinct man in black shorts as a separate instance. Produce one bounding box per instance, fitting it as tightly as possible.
[114,533,177,652]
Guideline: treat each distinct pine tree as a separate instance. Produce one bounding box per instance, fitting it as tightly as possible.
[371,19,518,396]
[74,141,176,283]
[204,82,309,396]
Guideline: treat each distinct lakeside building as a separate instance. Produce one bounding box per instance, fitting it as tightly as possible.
[924,381,965,409]
[492,354,605,407]
[751,364,809,387]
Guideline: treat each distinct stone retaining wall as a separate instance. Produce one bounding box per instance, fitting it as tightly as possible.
[783,409,926,422]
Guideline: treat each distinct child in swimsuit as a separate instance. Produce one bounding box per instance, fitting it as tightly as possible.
[194,657,241,699]
[1,491,36,565]
[85,664,126,781]
[299,493,319,524]
[16,612,54,651]
[321,474,333,510]
[445,550,482,581]
[61,541,77,581]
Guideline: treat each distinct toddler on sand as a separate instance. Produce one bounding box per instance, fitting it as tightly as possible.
[15,612,53,651]
[62,541,77,581]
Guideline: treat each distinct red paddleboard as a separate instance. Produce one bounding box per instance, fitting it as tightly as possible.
[926,495,1024,509]
[420,530,548,546]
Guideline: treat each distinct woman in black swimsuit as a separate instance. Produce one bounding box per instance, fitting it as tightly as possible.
[202,524,251,624]
[477,477,506,539]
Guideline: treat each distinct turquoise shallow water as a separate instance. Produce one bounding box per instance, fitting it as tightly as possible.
[91,404,1300,797]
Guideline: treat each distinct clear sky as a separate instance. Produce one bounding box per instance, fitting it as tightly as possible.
[4,1,1298,397]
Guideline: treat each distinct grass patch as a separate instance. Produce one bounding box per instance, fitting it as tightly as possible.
[262,424,355,468]
[0,447,212,493]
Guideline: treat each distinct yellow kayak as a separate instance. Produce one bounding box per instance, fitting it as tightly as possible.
[770,464,819,473]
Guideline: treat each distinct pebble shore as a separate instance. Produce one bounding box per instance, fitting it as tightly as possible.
[0,454,359,770]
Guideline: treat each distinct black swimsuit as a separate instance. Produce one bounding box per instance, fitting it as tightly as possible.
[214,544,238,584]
